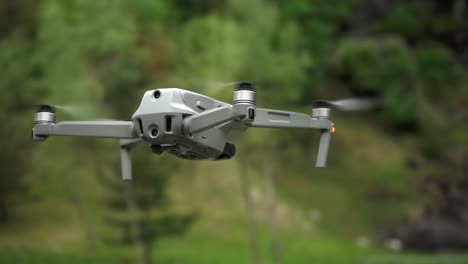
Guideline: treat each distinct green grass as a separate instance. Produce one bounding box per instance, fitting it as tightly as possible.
[0,250,112,264]
[362,254,468,264]
[2,240,468,264]
[157,238,369,264]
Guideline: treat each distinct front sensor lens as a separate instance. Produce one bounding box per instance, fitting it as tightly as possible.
[154,90,161,99]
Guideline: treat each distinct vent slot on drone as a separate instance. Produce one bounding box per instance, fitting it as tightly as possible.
[165,116,173,132]
[136,118,144,135]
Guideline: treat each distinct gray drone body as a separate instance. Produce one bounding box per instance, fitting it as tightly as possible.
[132,88,237,160]
[32,83,335,180]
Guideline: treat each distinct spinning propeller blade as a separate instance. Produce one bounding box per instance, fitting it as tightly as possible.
[35,104,114,120]
[312,97,382,111]
[188,80,260,92]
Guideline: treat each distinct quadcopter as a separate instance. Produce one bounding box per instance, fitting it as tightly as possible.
[32,82,377,180]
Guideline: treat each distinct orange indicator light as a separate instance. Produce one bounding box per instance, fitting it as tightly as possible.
[331,126,336,134]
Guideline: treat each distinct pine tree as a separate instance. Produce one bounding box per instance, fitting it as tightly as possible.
[0,0,43,222]
[104,147,195,264]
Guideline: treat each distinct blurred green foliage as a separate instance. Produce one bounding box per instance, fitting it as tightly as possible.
[332,37,423,126]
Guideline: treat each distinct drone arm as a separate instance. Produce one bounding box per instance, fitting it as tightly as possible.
[249,108,331,129]
[33,120,140,180]
[33,121,137,139]
[249,108,334,167]
[183,106,239,135]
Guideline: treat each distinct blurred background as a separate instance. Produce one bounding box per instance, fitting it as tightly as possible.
[1,0,468,263]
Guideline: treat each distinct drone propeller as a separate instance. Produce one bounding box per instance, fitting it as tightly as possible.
[186,79,261,93]
[312,97,382,112]
[35,104,114,120]
[204,80,238,90]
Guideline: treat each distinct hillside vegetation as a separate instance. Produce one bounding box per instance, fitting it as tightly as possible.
[1,0,468,263]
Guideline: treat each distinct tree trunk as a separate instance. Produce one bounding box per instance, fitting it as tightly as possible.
[72,192,98,251]
[0,198,8,223]
[143,242,153,264]
[123,181,151,264]
[262,147,282,264]
[64,167,99,251]
[238,156,262,264]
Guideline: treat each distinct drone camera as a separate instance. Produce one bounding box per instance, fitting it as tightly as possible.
[216,142,236,160]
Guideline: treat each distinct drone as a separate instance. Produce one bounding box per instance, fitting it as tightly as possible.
[32,82,379,180]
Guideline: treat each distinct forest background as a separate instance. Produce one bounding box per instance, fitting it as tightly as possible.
[1,0,468,263]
